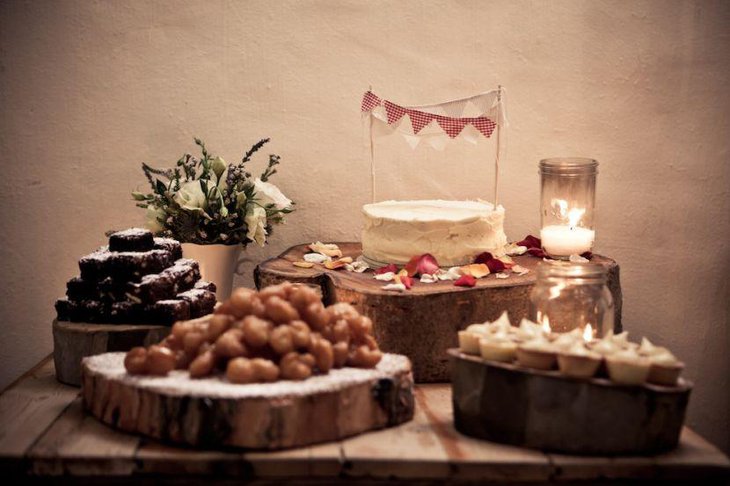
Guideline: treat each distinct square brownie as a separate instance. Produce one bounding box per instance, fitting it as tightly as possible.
[108,228,154,252]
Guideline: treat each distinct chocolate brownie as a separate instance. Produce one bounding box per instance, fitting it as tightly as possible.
[109,301,145,324]
[108,228,154,252]
[194,280,217,293]
[126,259,200,303]
[55,298,72,321]
[177,288,216,317]
[79,247,174,281]
[151,299,191,324]
[56,299,108,323]
[153,237,183,260]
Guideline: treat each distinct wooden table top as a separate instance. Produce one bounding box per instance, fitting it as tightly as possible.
[1,356,728,484]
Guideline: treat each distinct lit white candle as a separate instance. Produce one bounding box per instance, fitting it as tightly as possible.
[540,225,594,256]
[541,203,594,257]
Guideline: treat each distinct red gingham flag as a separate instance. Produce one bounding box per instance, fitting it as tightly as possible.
[361,91,498,139]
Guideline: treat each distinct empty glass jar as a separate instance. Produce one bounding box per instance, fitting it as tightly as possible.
[539,158,598,259]
[529,261,614,339]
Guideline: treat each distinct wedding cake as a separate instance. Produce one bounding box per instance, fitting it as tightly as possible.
[361,200,507,267]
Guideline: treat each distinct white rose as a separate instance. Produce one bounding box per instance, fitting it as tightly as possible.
[175,180,208,212]
[210,156,227,179]
[144,206,166,233]
[253,178,292,210]
[245,206,268,246]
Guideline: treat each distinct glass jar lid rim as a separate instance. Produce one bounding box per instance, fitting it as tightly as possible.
[537,261,607,279]
[539,158,598,175]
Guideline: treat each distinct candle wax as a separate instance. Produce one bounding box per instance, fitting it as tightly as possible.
[540,225,594,257]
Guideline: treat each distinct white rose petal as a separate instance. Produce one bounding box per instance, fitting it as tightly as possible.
[495,272,510,279]
[420,274,438,283]
[569,253,590,263]
[174,180,208,211]
[374,272,395,282]
[382,283,406,292]
[303,253,330,264]
[245,206,267,246]
[254,178,292,210]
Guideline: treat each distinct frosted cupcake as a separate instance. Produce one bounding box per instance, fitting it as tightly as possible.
[479,331,518,363]
[552,328,584,352]
[605,347,651,385]
[516,336,557,370]
[458,323,489,355]
[557,342,602,379]
[639,338,684,386]
[512,317,544,343]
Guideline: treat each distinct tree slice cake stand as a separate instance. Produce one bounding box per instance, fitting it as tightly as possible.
[449,349,692,455]
[81,352,414,450]
[53,320,170,386]
[255,242,623,382]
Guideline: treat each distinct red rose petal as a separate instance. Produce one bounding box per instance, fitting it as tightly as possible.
[375,263,398,275]
[474,252,493,264]
[486,258,506,273]
[400,275,414,289]
[405,253,440,277]
[581,251,593,260]
[454,275,477,287]
[517,235,542,249]
[527,247,548,258]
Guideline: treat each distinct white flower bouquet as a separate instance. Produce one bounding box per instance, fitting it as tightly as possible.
[133,138,294,246]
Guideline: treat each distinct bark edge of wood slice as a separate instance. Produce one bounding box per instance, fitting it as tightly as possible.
[81,352,415,450]
[449,349,692,455]
[255,242,623,383]
[53,319,171,387]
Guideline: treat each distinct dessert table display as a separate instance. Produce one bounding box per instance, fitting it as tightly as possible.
[2,358,728,484]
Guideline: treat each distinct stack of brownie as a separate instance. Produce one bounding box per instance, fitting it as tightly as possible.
[55,228,216,324]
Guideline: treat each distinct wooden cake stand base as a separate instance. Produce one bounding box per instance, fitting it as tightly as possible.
[53,320,170,386]
[255,243,622,383]
[81,352,414,450]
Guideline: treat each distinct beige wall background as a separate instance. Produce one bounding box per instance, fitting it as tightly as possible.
[1,0,728,451]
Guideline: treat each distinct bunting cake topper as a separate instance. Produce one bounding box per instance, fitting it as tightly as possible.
[362,87,507,205]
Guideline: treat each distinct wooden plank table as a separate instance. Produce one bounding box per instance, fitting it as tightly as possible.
[1,356,728,484]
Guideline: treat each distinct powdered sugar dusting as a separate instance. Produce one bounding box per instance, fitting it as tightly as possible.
[111,228,151,238]
[84,352,411,399]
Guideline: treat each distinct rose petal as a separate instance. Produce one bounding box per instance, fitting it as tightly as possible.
[517,235,541,249]
[382,283,406,292]
[474,252,493,265]
[454,275,477,287]
[324,259,347,270]
[303,253,330,264]
[293,261,314,268]
[375,263,399,275]
[527,247,548,258]
[569,253,589,263]
[396,274,414,289]
[486,258,506,273]
[505,243,528,256]
[581,251,593,260]
[420,274,438,283]
[497,255,515,269]
[460,263,490,278]
[374,272,395,282]
[345,261,369,273]
[512,264,529,276]
[437,267,463,281]
[308,241,343,258]
[495,272,510,279]
[405,253,440,277]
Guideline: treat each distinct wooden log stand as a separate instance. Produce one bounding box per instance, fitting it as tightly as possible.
[255,242,623,382]
[81,352,415,450]
[53,320,170,386]
[449,349,692,455]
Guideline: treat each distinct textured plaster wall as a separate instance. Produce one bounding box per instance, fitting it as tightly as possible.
[1,0,729,451]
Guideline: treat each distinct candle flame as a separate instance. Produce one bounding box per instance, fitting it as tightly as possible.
[542,315,551,333]
[583,323,593,342]
[551,198,585,228]
[568,207,586,228]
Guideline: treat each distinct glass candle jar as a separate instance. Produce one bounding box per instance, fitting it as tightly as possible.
[529,261,614,339]
[539,158,598,259]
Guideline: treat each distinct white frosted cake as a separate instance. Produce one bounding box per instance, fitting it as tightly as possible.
[361,200,507,267]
